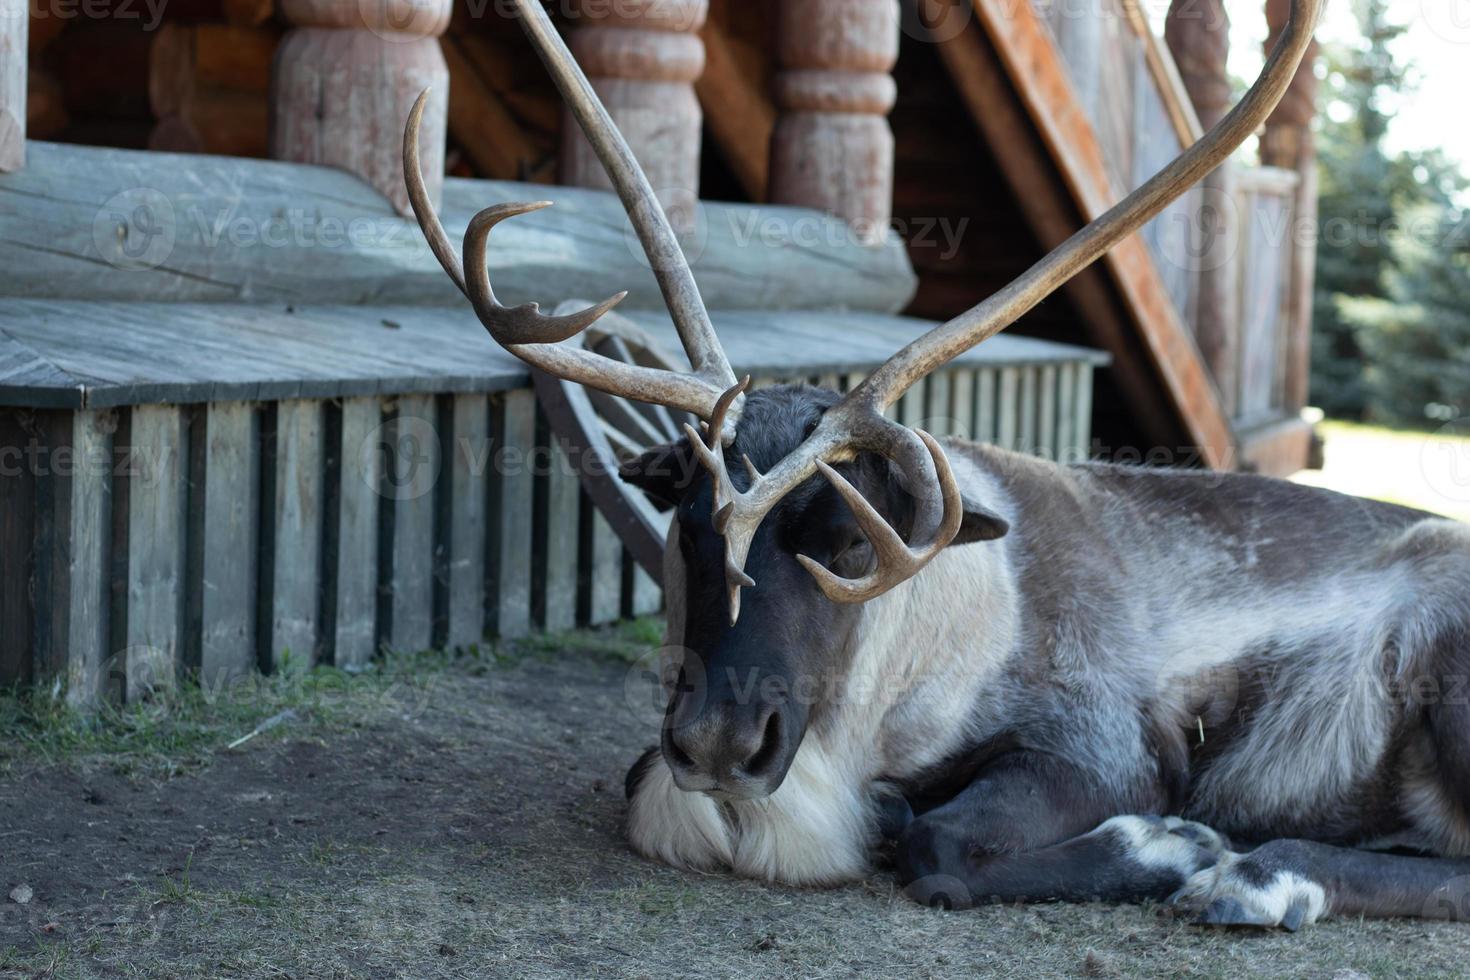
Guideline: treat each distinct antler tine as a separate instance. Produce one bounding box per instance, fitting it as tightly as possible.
[404,90,625,345]
[404,94,736,421]
[508,0,739,402]
[795,430,962,603]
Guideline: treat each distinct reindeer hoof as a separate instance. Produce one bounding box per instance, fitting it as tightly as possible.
[1169,841,1328,931]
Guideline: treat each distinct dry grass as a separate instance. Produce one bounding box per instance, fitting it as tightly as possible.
[3,627,1469,978]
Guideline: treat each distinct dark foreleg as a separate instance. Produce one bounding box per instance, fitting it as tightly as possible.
[1172,839,1470,929]
[895,753,1223,909]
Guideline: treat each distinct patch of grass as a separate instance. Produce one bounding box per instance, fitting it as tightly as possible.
[500,616,663,666]
[153,853,196,906]
[1294,419,1470,522]
[0,620,662,780]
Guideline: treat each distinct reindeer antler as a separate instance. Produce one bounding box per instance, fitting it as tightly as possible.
[405,0,1323,623]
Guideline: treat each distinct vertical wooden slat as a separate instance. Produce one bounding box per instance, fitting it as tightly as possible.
[0,0,25,173]
[199,401,258,687]
[950,370,975,442]
[125,405,186,695]
[817,373,840,391]
[62,411,113,706]
[331,398,381,667]
[445,394,488,650]
[1038,366,1058,462]
[632,566,662,617]
[1057,363,1078,464]
[588,509,623,627]
[383,395,437,654]
[1075,366,1095,452]
[900,381,925,428]
[976,369,996,443]
[1019,368,1039,455]
[543,440,580,633]
[997,368,1019,449]
[0,411,36,687]
[926,371,952,437]
[492,389,535,639]
[266,399,323,669]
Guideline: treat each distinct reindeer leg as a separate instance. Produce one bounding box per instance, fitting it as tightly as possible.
[896,753,1225,909]
[1171,840,1470,929]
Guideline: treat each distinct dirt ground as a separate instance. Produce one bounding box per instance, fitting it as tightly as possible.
[4,634,1470,980]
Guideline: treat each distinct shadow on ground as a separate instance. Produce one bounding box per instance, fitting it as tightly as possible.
[3,646,1469,979]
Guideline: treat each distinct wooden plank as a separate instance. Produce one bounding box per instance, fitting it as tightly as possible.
[1075,365,1095,451]
[124,405,186,696]
[997,368,1019,450]
[976,369,996,443]
[1038,366,1058,461]
[900,382,926,428]
[633,565,662,618]
[62,411,113,706]
[950,369,975,442]
[926,371,952,437]
[383,395,438,654]
[329,397,381,666]
[492,389,535,639]
[199,401,258,687]
[923,10,1198,457]
[0,410,36,686]
[445,394,489,650]
[0,141,917,315]
[963,0,1236,466]
[1057,363,1078,462]
[588,509,622,627]
[265,399,323,670]
[443,36,545,181]
[0,0,24,173]
[1019,367,1039,455]
[543,439,580,633]
[696,18,775,201]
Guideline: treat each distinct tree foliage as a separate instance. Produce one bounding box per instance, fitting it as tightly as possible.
[1310,0,1468,424]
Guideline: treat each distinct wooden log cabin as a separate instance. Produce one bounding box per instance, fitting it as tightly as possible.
[0,0,1319,703]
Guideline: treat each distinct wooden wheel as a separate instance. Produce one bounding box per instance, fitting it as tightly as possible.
[531,308,694,586]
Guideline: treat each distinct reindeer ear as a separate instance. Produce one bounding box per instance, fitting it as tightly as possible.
[952,492,1009,545]
[618,440,694,511]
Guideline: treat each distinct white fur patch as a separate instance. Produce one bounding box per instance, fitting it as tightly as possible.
[1099,816,1224,874]
[627,735,875,886]
[1172,852,1329,928]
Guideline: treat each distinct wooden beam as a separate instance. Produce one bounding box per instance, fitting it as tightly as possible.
[0,0,25,172]
[1237,414,1314,477]
[964,0,1236,467]
[695,18,773,201]
[924,5,1185,453]
[442,36,547,182]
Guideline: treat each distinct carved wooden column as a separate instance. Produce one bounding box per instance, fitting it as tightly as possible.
[1263,0,1320,413]
[561,0,708,234]
[1,0,26,172]
[770,0,899,245]
[270,0,450,215]
[1166,0,1239,416]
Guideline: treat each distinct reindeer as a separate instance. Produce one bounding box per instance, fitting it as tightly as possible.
[403,0,1470,929]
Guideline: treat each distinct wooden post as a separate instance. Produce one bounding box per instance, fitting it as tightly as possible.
[1165,0,1240,417]
[1263,0,1320,413]
[560,0,708,234]
[1,0,25,172]
[769,0,899,244]
[270,0,450,216]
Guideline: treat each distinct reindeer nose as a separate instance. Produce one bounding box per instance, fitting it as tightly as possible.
[662,698,788,797]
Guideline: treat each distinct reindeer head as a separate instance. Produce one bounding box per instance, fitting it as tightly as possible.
[403,0,1322,800]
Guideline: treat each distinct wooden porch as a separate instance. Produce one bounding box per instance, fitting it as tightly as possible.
[0,0,1320,700]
